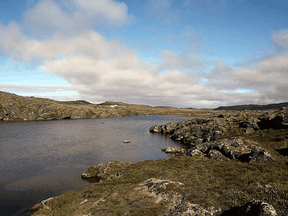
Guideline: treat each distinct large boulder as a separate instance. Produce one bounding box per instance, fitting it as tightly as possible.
[239,117,260,134]
[257,108,288,129]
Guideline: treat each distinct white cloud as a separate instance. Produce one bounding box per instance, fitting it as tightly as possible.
[72,0,129,24]
[0,24,131,62]
[24,0,77,36]
[206,54,288,104]
[24,0,133,37]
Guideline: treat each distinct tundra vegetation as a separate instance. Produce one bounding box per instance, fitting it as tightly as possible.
[2,91,287,216]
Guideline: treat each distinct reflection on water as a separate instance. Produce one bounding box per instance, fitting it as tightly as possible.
[0,115,192,215]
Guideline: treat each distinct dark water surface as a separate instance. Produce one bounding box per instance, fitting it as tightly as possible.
[0,115,192,215]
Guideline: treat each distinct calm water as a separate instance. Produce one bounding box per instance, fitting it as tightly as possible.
[0,115,192,215]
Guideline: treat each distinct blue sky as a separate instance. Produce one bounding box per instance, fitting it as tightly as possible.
[0,0,288,108]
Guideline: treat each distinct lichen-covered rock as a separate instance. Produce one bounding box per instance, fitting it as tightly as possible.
[257,108,288,129]
[245,146,274,163]
[161,147,186,154]
[185,137,273,163]
[134,178,184,206]
[131,178,221,216]
[150,117,227,145]
[239,117,260,130]
[81,160,132,182]
[187,148,205,157]
[207,149,229,161]
[169,202,222,216]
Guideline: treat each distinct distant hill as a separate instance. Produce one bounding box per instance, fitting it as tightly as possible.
[154,106,176,109]
[214,102,288,111]
[58,100,92,105]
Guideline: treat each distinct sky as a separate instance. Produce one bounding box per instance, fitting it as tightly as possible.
[0,0,288,108]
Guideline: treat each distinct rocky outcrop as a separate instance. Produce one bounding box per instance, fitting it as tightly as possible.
[150,117,228,145]
[150,110,278,163]
[81,160,132,182]
[239,117,260,134]
[186,137,273,162]
[131,178,222,216]
[236,108,288,134]
[221,200,278,216]
[169,203,222,216]
[257,108,288,129]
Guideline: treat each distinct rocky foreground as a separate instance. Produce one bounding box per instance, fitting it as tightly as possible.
[21,108,288,216]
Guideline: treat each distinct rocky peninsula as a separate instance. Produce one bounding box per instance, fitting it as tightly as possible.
[2,92,287,215]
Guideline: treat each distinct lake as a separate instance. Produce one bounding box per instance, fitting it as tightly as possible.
[0,115,192,215]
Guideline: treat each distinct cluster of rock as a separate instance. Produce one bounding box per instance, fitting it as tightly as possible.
[239,107,288,133]
[150,117,228,145]
[151,108,288,144]
[161,137,273,162]
[187,137,273,162]
[150,109,288,162]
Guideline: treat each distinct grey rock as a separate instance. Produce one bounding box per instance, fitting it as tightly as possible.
[134,178,221,216]
[207,149,228,161]
[150,117,227,146]
[257,109,288,129]
[246,146,274,163]
[169,202,222,216]
[161,147,186,153]
[185,137,273,163]
[81,160,132,182]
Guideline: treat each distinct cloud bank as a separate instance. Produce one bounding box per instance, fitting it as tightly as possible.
[0,0,287,108]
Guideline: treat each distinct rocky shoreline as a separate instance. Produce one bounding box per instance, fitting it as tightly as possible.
[20,107,288,215]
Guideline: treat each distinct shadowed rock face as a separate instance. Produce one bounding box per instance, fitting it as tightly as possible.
[221,200,278,216]
[257,108,288,129]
